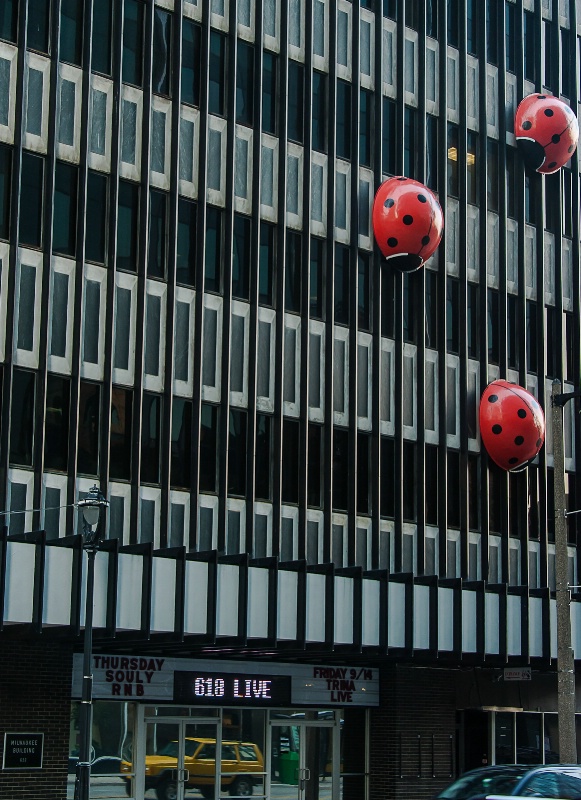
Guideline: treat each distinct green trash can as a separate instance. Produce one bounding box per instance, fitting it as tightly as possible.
[278,750,299,784]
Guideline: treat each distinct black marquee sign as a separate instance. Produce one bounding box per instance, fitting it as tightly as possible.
[174,671,292,706]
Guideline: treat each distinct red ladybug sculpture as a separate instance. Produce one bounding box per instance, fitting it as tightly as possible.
[479,381,545,472]
[515,93,579,174]
[372,177,444,272]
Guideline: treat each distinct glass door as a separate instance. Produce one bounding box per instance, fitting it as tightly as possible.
[270,715,337,800]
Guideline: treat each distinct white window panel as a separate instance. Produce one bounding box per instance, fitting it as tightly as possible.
[505,72,518,140]
[563,380,576,471]
[13,249,43,369]
[382,19,397,98]
[446,48,459,123]
[331,514,347,568]
[260,134,278,221]
[256,306,275,413]
[528,541,540,589]
[108,482,132,544]
[80,263,106,381]
[488,534,502,584]
[150,96,172,189]
[198,493,219,551]
[42,474,67,540]
[0,241,9,361]
[333,326,349,426]
[234,124,253,213]
[562,238,573,312]
[358,167,373,247]
[425,349,439,444]
[173,286,195,398]
[119,85,143,181]
[404,30,418,104]
[207,115,227,204]
[254,502,273,558]
[226,498,245,555]
[0,41,17,144]
[230,300,250,408]
[357,332,372,430]
[402,523,417,573]
[425,526,439,576]
[24,52,50,152]
[183,0,202,21]
[468,532,481,581]
[306,510,323,565]
[286,143,303,228]
[210,0,229,31]
[143,280,167,392]
[446,354,460,449]
[446,530,460,579]
[156,0,174,9]
[288,0,305,58]
[505,217,518,291]
[468,359,480,452]
[356,517,372,570]
[380,338,395,436]
[467,206,480,281]
[379,520,394,572]
[525,224,537,299]
[237,0,255,38]
[544,378,554,465]
[360,11,374,87]
[425,37,439,114]
[201,293,223,403]
[312,0,328,70]
[466,55,479,130]
[308,319,325,423]
[179,106,200,199]
[111,271,138,385]
[263,0,280,49]
[402,343,417,440]
[7,469,34,536]
[334,160,350,243]
[139,487,161,547]
[48,256,75,375]
[486,65,499,136]
[169,490,190,548]
[336,1,352,80]
[283,313,301,417]
[310,152,327,236]
[544,231,556,304]
[508,538,521,586]
[280,506,298,561]
[446,199,459,275]
[88,74,113,172]
[56,64,82,162]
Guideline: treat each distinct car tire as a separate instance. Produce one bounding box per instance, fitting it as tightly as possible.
[199,787,214,799]
[155,777,178,800]
[228,777,253,797]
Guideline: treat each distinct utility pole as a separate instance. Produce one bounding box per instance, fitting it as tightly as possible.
[551,380,578,763]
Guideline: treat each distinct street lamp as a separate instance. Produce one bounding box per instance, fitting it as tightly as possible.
[75,485,109,800]
[551,381,580,763]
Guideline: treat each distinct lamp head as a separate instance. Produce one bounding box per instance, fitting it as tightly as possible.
[78,485,109,550]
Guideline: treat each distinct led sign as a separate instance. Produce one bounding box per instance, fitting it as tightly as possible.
[173,671,292,706]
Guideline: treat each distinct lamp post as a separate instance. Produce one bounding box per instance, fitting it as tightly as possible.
[75,485,109,800]
[551,381,579,763]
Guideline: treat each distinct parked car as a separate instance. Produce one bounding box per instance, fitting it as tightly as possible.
[435,765,581,800]
[120,737,263,800]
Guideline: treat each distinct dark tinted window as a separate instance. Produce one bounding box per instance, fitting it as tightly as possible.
[519,771,561,798]
[9,369,35,467]
[236,41,254,125]
[171,398,191,489]
[312,71,326,152]
[123,0,144,86]
[228,409,246,496]
[285,230,301,313]
[110,387,133,481]
[0,143,11,240]
[53,161,78,257]
[199,403,218,493]
[232,214,251,301]
[148,190,168,279]
[91,0,112,74]
[282,419,299,504]
[181,20,201,107]
[288,60,304,143]
[117,181,139,271]
[0,0,17,43]
[152,8,172,96]
[176,197,196,287]
[86,171,107,264]
[209,31,226,115]
[19,152,44,248]
[77,381,100,476]
[336,80,351,159]
[310,237,324,319]
[60,0,83,64]
[255,414,271,501]
[334,244,349,326]
[204,206,222,293]
[259,223,275,306]
[262,51,277,134]
[28,0,50,53]
[141,393,161,484]
[44,374,70,471]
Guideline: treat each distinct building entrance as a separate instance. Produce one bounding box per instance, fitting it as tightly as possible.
[269,715,337,800]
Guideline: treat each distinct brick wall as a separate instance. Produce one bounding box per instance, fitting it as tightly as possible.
[370,665,457,800]
[0,640,72,800]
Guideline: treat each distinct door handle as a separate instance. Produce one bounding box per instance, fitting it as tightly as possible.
[178,768,189,783]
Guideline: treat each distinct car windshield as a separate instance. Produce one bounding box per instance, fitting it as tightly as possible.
[436,768,528,799]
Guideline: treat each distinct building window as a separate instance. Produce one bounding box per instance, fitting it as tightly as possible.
[487,139,499,212]
[487,288,499,364]
[467,283,479,360]
[545,306,557,379]
[209,31,227,116]
[425,270,438,349]
[0,144,11,241]
[334,244,349,326]
[447,451,460,528]
[285,230,302,313]
[288,60,304,144]
[0,0,17,43]
[152,8,172,96]
[171,398,191,489]
[28,0,51,54]
[259,222,275,307]
[467,131,478,205]
[148,190,168,279]
[10,369,35,467]
[565,312,575,382]
[468,454,479,530]
[360,89,372,168]
[333,428,349,512]
[282,419,300,504]
[380,437,395,518]
[447,124,459,198]
[77,381,100,476]
[310,237,324,320]
[182,20,201,107]
[403,272,417,344]
[404,107,418,180]
[447,0,459,47]
[60,0,83,66]
[110,387,133,481]
[426,115,438,191]
[236,41,254,126]
[312,71,327,153]
[262,51,277,135]
[228,408,247,497]
[486,0,498,65]
[199,403,218,493]
[53,161,78,258]
[141,393,162,484]
[357,432,371,515]
[382,97,396,175]
[545,173,560,235]
[467,0,478,55]
[336,80,351,160]
[255,414,272,501]
[402,441,416,522]
[19,152,44,249]
[86,171,108,265]
[525,175,536,224]
[122,0,145,87]
[92,0,112,74]
[506,147,517,219]
[446,277,459,354]
[232,214,251,301]
[505,1,516,73]
[117,180,139,271]
[425,445,438,526]
[307,424,322,508]
[177,197,196,287]
[381,270,395,339]
[561,28,571,98]
[358,253,371,332]
[204,206,222,293]
[563,168,573,237]
[526,300,538,374]
[44,375,70,472]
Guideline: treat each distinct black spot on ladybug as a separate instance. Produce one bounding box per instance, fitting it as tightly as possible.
[548,161,557,169]
[417,194,427,203]
[515,436,524,446]
[509,457,519,465]
[384,198,395,208]
[488,394,498,403]
[536,438,542,447]
[539,95,546,100]
[403,215,413,225]
[387,237,398,247]
[552,133,560,144]
[522,120,532,130]
[422,235,430,246]
[544,108,554,117]
[397,177,407,181]
[492,424,502,434]
[517,409,527,419]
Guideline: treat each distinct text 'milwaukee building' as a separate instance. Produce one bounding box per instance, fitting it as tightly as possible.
[1,0,581,799]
